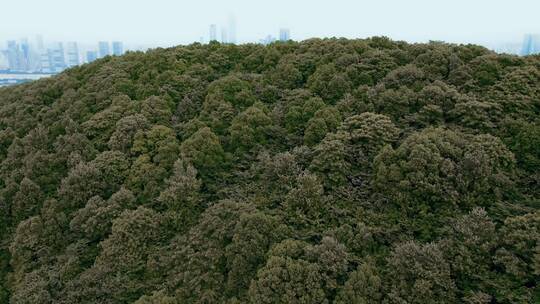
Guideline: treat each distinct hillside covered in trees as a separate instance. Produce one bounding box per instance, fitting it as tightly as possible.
[0,37,539,303]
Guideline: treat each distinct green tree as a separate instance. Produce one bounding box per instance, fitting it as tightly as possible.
[94,207,163,302]
[269,61,303,89]
[229,104,272,152]
[157,158,202,231]
[180,127,224,178]
[11,177,44,222]
[206,75,257,109]
[303,106,341,146]
[309,133,350,189]
[224,212,287,298]
[248,255,327,304]
[126,154,167,203]
[307,63,352,103]
[70,188,136,241]
[282,172,326,227]
[373,128,515,209]
[108,114,150,154]
[132,125,180,170]
[493,211,540,303]
[57,162,105,212]
[339,112,399,161]
[335,262,382,304]
[134,291,176,304]
[139,96,173,126]
[386,241,456,304]
[91,151,130,197]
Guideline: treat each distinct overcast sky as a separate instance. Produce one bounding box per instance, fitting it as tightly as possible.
[1,0,539,46]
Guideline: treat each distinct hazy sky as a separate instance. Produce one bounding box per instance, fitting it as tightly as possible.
[1,0,539,46]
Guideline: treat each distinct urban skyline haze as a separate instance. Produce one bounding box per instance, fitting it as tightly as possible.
[2,0,540,46]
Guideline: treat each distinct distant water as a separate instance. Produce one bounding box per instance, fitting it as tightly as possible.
[0,73,54,87]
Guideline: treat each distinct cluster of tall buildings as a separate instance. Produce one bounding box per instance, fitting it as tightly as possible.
[521,34,540,56]
[0,36,125,74]
[256,28,291,45]
[85,41,124,64]
[207,16,290,45]
[4,39,41,72]
[208,15,237,44]
[6,30,535,76]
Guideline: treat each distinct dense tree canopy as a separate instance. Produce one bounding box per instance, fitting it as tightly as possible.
[0,37,538,303]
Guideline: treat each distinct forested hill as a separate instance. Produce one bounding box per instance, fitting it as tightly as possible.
[0,37,539,303]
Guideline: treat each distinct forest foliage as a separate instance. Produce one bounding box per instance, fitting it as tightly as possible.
[0,37,539,303]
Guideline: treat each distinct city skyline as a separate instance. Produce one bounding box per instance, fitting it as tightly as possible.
[0,37,128,73]
[2,28,540,75]
[1,1,540,46]
[0,18,297,73]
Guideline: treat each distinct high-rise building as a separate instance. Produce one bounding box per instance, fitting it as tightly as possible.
[521,34,540,55]
[7,40,21,71]
[98,41,110,58]
[279,28,290,42]
[40,51,52,73]
[34,35,46,71]
[0,51,8,70]
[6,39,31,72]
[521,35,533,55]
[49,42,66,72]
[86,51,98,63]
[66,42,80,67]
[112,41,124,56]
[20,38,31,71]
[221,27,228,44]
[228,15,237,44]
[209,24,217,42]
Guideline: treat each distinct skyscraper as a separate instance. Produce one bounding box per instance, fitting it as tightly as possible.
[20,38,31,71]
[521,34,540,55]
[49,42,66,72]
[209,24,217,42]
[279,28,290,42]
[221,27,228,44]
[86,51,98,63]
[6,40,22,71]
[521,35,533,55]
[112,41,124,56]
[98,41,110,58]
[0,51,8,70]
[66,42,80,67]
[40,51,52,73]
[228,14,237,44]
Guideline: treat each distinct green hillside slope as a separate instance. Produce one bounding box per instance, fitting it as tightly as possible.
[0,38,538,303]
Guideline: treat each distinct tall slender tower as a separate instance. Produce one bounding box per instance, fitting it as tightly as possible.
[228,14,237,44]
[522,34,533,56]
[221,27,228,44]
[86,51,98,63]
[112,41,124,56]
[50,42,66,73]
[6,40,21,71]
[209,24,217,42]
[66,42,80,67]
[20,38,31,71]
[532,35,540,54]
[98,41,110,58]
[521,34,540,56]
[279,28,290,42]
